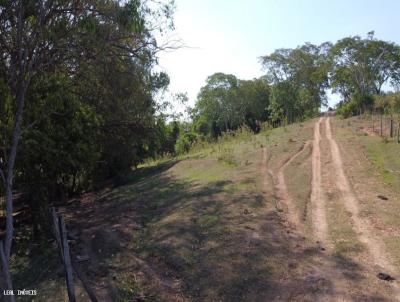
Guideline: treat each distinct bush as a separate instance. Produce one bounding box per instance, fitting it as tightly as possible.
[175,132,198,154]
[336,99,358,118]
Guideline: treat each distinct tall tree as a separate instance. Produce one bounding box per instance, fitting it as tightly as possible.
[193,73,270,137]
[0,0,174,296]
[260,42,331,122]
[330,32,400,110]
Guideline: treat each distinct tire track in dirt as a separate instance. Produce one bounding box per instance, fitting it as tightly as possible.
[269,124,359,301]
[309,117,343,301]
[309,117,363,301]
[325,116,400,298]
[311,117,328,244]
[262,144,340,301]
[273,141,311,230]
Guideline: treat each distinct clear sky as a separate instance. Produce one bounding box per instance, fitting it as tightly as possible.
[157,0,400,110]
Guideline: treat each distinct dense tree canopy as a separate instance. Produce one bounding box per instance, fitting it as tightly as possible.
[261,42,331,122]
[193,73,269,137]
[330,32,400,112]
[0,0,177,294]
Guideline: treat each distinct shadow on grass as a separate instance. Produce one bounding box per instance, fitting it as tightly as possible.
[117,160,180,186]
[9,227,67,302]
[59,160,393,302]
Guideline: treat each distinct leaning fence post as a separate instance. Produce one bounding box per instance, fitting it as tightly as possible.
[59,216,76,302]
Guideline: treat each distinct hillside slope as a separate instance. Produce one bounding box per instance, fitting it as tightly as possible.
[22,116,400,301]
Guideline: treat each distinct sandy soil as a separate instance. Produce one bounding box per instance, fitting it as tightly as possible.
[325,117,400,298]
[311,117,328,244]
[271,116,400,301]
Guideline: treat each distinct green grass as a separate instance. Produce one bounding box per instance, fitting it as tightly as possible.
[361,137,400,186]
[113,273,155,302]
[335,115,400,190]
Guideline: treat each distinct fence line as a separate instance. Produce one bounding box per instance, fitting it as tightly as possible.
[52,208,98,302]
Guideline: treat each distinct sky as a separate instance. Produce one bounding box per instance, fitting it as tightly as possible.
[157,0,400,112]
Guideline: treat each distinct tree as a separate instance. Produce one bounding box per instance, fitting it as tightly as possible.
[236,78,270,132]
[196,73,240,133]
[330,32,400,112]
[260,42,331,122]
[193,73,270,137]
[0,0,175,296]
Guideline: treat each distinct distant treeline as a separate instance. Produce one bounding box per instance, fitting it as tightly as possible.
[183,32,400,149]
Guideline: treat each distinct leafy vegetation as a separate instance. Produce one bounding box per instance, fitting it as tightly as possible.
[332,32,400,117]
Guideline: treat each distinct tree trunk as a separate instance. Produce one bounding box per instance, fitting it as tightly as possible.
[0,241,15,302]
[4,84,28,260]
[0,81,29,300]
[397,122,400,144]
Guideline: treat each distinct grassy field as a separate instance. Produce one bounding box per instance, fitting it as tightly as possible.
[13,115,400,301]
[12,121,327,301]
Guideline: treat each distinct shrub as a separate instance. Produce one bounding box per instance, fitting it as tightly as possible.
[336,99,358,118]
[175,132,198,154]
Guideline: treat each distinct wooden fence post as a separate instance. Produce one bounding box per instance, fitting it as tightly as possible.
[372,111,374,132]
[59,217,76,302]
[51,208,98,302]
[397,122,400,144]
[380,114,383,136]
[390,119,393,138]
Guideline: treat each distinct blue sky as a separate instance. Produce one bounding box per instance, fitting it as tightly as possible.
[157,0,400,110]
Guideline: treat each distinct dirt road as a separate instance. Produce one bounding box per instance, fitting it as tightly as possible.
[325,117,395,272]
[324,117,400,298]
[276,116,400,300]
[311,117,328,244]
